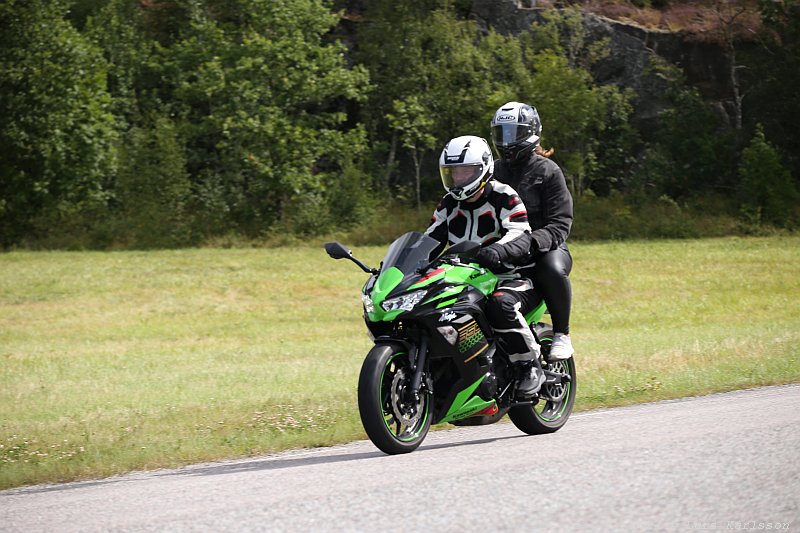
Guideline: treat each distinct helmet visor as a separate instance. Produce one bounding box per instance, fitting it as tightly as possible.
[440,164,484,190]
[492,123,534,147]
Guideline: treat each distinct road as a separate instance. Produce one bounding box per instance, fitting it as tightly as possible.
[2,385,798,532]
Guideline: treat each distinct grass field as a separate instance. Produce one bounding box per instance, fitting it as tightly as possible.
[1,236,799,489]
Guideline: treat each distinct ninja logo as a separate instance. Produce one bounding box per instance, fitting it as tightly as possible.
[439,311,457,322]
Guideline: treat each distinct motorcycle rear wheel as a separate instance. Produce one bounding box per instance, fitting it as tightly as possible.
[358,343,431,454]
[509,330,577,434]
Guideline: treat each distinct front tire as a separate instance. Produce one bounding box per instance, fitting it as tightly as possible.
[509,329,577,434]
[358,343,431,454]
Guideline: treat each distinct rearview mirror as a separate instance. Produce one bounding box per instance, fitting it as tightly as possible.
[324,242,352,260]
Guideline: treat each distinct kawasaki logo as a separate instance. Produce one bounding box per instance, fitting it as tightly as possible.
[439,311,457,322]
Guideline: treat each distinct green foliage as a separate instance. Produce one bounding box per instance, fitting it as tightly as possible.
[0,0,116,247]
[527,50,607,197]
[114,116,193,248]
[748,0,800,181]
[0,1,794,248]
[85,0,157,123]
[326,158,376,227]
[738,125,798,228]
[572,192,740,240]
[517,8,636,198]
[157,0,368,235]
[387,96,437,208]
[639,58,734,199]
[353,3,635,203]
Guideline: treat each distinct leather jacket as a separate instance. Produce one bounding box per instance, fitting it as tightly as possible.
[493,153,573,254]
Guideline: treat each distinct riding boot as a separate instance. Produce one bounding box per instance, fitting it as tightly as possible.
[516,361,545,398]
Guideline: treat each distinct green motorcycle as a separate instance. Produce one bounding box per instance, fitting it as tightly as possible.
[325,231,576,455]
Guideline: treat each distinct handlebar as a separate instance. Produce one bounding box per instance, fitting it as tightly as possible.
[418,255,485,275]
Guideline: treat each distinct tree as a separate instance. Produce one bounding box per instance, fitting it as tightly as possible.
[748,0,800,181]
[644,58,734,199]
[709,0,759,132]
[115,115,192,248]
[142,0,369,235]
[350,0,442,190]
[519,8,635,199]
[738,124,797,227]
[387,97,436,210]
[0,0,116,246]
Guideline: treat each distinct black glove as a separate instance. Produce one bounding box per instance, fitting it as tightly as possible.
[476,245,502,269]
[527,235,543,260]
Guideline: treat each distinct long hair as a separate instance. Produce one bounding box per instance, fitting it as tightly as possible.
[535,145,554,158]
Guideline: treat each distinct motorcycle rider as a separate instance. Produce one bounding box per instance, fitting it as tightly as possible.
[491,102,575,360]
[425,135,546,397]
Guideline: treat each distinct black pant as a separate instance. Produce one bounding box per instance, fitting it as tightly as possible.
[485,278,541,363]
[524,245,573,335]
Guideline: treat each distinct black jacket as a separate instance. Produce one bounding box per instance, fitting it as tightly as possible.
[494,154,573,254]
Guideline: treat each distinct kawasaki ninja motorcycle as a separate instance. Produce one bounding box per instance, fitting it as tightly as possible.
[324,231,576,455]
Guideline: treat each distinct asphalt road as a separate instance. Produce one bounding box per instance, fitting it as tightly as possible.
[2,384,798,532]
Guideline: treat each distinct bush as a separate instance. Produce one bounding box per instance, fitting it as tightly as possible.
[571,193,741,240]
[738,125,799,228]
[114,116,193,248]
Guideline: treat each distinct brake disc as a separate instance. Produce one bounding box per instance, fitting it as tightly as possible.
[390,368,422,428]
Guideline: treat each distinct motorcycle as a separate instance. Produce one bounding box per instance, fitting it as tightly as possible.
[324,231,576,455]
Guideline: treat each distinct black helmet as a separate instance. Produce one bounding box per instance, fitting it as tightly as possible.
[491,101,542,162]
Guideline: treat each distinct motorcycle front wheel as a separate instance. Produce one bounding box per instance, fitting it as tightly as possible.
[358,343,431,454]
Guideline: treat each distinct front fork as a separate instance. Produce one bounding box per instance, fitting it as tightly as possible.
[372,333,430,404]
[409,334,429,402]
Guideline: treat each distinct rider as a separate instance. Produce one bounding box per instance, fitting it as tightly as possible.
[490,102,575,360]
[425,135,545,397]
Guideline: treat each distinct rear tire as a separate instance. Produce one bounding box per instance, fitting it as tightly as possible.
[509,329,577,434]
[358,343,431,454]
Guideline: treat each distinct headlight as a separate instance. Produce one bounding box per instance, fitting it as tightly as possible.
[381,290,427,312]
[361,293,375,313]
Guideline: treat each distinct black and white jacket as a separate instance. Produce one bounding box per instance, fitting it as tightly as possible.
[424,181,534,274]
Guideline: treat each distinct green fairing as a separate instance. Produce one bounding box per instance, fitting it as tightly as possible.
[422,284,465,305]
[435,298,458,309]
[409,270,446,289]
[442,264,497,296]
[524,299,548,325]
[438,375,496,424]
[366,267,404,322]
[366,264,500,322]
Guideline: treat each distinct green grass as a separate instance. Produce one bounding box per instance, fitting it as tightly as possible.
[1,236,799,489]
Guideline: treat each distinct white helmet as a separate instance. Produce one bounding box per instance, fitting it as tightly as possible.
[438,135,494,201]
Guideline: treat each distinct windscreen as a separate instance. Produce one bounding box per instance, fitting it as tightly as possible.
[381,232,440,275]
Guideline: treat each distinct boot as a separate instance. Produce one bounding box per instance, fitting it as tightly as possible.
[516,362,545,398]
[548,333,574,360]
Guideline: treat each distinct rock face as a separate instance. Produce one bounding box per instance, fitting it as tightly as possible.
[471,0,739,132]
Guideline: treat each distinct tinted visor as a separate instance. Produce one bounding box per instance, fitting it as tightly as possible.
[492,123,534,147]
[440,164,484,189]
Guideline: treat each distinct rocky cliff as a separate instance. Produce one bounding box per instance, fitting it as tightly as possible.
[471,0,742,133]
